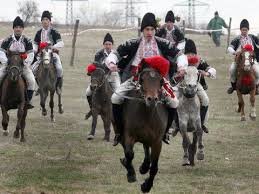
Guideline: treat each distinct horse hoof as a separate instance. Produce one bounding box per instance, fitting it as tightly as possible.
[59,108,64,114]
[103,137,110,142]
[87,134,94,140]
[182,157,190,166]
[139,163,150,174]
[197,150,205,160]
[3,130,9,136]
[42,111,47,116]
[141,179,153,193]
[127,173,136,183]
[249,114,256,121]
[20,138,26,142]
[51,118,56,123]
[13,131,20,139]
[240,116,246,121]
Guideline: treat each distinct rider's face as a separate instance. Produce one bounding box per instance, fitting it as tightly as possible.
[241,28,249,36]
[103,41,113,53]
[143,26,155,41]
[166,21,174,30]
[42,18,51,29]
[13,26,24,36]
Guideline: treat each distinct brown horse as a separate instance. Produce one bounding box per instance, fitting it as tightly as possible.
[235,46,256,121]
[117,67,168,193]
[85,64,113,141]
[0,52,27,142]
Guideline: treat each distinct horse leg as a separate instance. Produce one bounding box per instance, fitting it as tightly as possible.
[139,144,150,175]
[120,137,136,183]
[1,106,9,136]
[237,90,245,121]
[40,90,48,116]
[20,108,27,142]
[58,92,64,114]
[179,119,190,166]
[141,141,161,193]
[14,103,24,139]
[196,120,204,161]
[87,111,97,140]
[188,131,198,166]
[49,91,55,122]
[249,90,256,121]
[101,113,111,142]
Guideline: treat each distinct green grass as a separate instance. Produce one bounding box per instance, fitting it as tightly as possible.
[0,23,258,193]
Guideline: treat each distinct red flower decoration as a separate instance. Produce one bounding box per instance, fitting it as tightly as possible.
[187,55,199,65]
[39,42,48,49]
[243,44,253,52]
[20,53,27,59]
[141,56,170,77]
[86,64,96,73]
[241,75,253,86]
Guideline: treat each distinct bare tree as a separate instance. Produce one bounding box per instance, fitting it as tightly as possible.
[17,0,40,25]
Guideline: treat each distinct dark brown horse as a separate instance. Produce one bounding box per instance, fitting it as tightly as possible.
[235,46,256,121]
[0,52,27,142]
[117,67,168,193]
[85,64,113,141]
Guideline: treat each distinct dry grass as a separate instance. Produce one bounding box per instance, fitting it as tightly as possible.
[0,24,258,194]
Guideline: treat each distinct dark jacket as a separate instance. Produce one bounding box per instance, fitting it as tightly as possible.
[155,26,184,45]
[116,36,180,81]
[34,28,62,46]
[230,34,259,61]
[0,35,33,53]
[198,58,211,90]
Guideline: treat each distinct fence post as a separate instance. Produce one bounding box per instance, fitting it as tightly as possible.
[138,17,141,37]
[182,20,185,36]
[226,17,232,53]
[70,19,80,66]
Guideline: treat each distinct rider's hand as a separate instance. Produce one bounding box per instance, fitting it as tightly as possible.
[178,69,186,77]
[107,62,118,72]
[52,48,59,53]
[200,70,209,77]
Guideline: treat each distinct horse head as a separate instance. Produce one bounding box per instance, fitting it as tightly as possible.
[139,67,163,107]
[235,44,254,72]
[90,63,110,90]
[181,66,199,98]
[41,46,53,69]
[7,51,23,82]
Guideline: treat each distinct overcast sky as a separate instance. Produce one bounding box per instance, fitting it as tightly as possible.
[0,0,259,33]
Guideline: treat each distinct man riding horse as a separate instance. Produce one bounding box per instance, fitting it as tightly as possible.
[156,10,185,51]
[105,12,188,146]
[0,16,35,109]
[227,19,259,95]
[32,11,64,91]
[86,33,120,110]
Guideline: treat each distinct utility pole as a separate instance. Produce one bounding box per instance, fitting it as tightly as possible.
[52,0,88,25]
[112,0,147,26]
[174,0,209,28]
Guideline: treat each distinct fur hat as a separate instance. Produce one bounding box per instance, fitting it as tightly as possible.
[103,33,114,44]
[184,39,197,54]
[13,16,24,28]
[165,10,175,23]
[41,11,52,21]
[141,12,157,31]
[240,19,249,30]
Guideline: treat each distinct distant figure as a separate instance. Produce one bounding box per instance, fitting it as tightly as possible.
[207,11,228,47]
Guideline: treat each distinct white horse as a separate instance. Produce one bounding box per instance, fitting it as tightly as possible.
[176,65,204,166]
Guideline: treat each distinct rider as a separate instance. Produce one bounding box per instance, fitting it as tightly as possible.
[86,33,120,110]
[156,10,185,51]
[227,19,259,95]
[32,10,64,92]
[0,16,35,109]
[182,38,216,133]
[105,12,188,146]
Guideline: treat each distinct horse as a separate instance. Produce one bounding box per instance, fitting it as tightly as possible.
[235,46,256,121]
[0,52,28,142]
[176,65,204,166]
[117,67,168,193]
[85,64,113,141]
[36,45,64,122]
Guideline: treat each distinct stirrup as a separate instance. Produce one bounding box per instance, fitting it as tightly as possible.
[202,125,209,133]
[162,133,170,144]
[227,87,235,94]
[113,134,121,146]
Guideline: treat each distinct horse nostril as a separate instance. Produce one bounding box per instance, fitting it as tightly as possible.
[154,97,158,102]
[147,97,152,102]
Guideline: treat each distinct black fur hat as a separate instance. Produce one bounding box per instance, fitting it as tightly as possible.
[13,16,24,28]
[141,12,157,31]
[165,10,175,23]
[103,33,114,44]
[184,38,197,54]
[41,10,52,21]
[240,19,249,30]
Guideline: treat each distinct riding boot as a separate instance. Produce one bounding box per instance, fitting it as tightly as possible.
[112,104,124,146]
[163,108,177,144]
[56,77,63,93]
[227,82,236,94]
[87,96,92,109]
[172,111,180,137]
[26,90,34,109]
[200,106,208,133]
[35,78,40,96]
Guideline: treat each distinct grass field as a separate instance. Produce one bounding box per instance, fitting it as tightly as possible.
[0,24,258,194]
